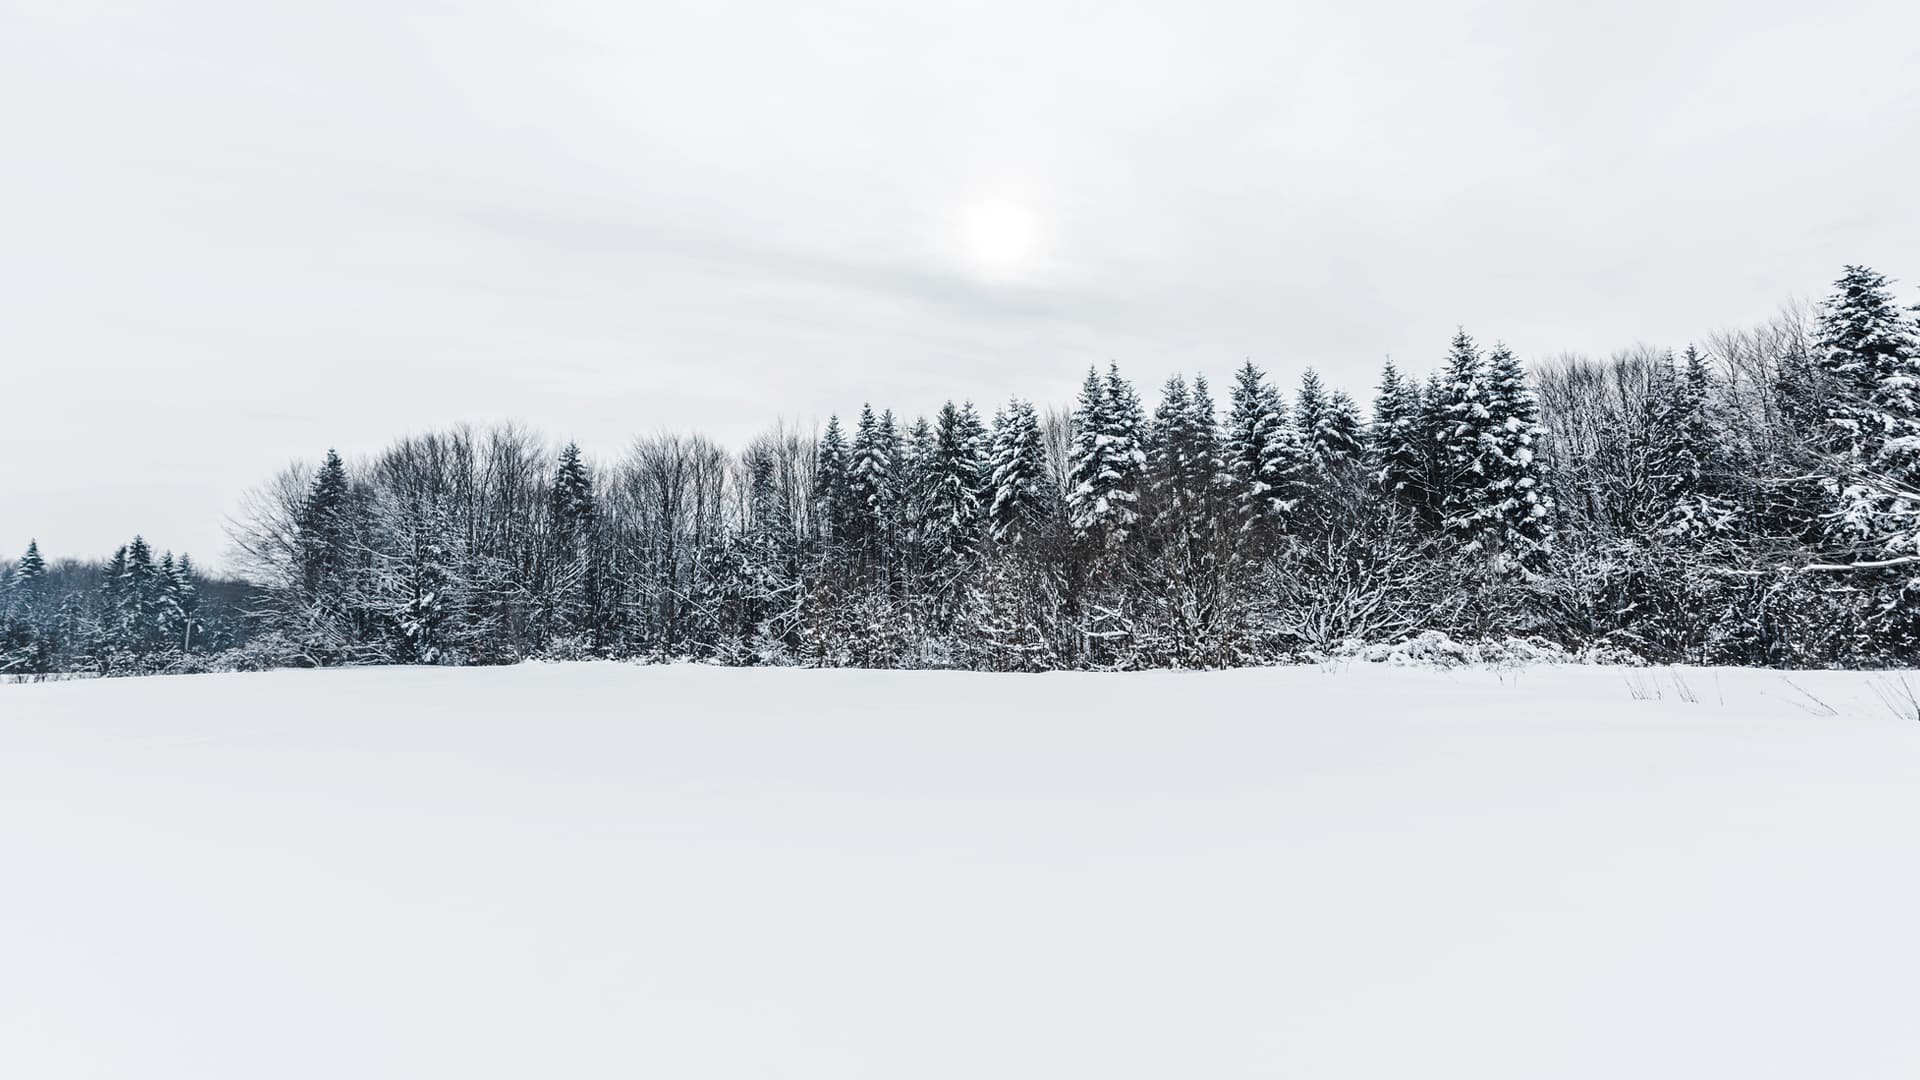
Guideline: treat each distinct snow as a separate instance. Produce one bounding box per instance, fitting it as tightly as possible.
[5,663,1920,1079]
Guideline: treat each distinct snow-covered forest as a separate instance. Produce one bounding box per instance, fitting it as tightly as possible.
[7,264,1920,676]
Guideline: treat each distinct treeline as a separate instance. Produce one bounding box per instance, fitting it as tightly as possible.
[7,265,1920,675]
[0,537,255,676]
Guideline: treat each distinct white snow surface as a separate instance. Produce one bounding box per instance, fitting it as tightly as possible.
[5,663,1920,1079]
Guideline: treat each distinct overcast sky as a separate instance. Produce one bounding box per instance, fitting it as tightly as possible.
[3,0,1917,567]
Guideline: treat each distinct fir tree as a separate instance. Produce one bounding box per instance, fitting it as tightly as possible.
[549,442,596,549]
[548,441,600,640]
[1369,360,1427,506]
[1066,364,1147,545]
[925,401,986,566]
[1654,346,1738,539]
[1223,360,1304,534]
[847,404,892,555]
[1148,374,1224,539]
[1813,266,1920,550]
[1481,343,1554,574]
[297,449,352,598]
[15,540,45,590]
[1436,330,1498,550]
[987,397,1049,544]
[814,416,853,544]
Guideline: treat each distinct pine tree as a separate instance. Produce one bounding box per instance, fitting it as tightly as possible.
[1436,330,1498,550]
[1066,364,1147,544]
[814,416,853,544]
[171,553,201,651]
[899,415,938,564]
[1294,369,1362,479]
[987,397,1049,544]
[1369,360,1427,506]
[549,442,596,549]
[1293,369,1329,469]
[1481,343,1554,574]
[1813,266,1920,549]
[847,404,892,556]
[1653,346,1737,539]
[15,540,45,590]
[1223,360,1304,534]
[1148,374,1225,540]
[548,441,599,642]
[297,449,352,597]
[374,497,463,664]
[926,401,986,566]
[1187,375,1227,527]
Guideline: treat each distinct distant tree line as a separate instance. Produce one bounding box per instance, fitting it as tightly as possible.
[7,265,1920,675]
[0,536,253,676]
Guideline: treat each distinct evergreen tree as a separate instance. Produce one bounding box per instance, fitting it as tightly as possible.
[15,540,45,590]
[1066,364,1147,545]
[925,401,986,566]
[1480,343,1554,574]
[899,415,938,564]
[296,449,352,598]
[1223,360,1304,534]
[1294,369,1362,479]
[847,404,892,556]
[1436,330,1498,550]
[814,416,853,544]
[549,442,596,549]
[1813,266,1920,549]
[987,397,1049,544]
[121,535,161,653]
[1148,374,1224,540]
[1654,347,1738,539]
[1369,360,1427,506]
[171,553,201,651]
[548,441,600,641]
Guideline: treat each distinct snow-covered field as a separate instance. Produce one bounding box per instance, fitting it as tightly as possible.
[5,663,1920,1079]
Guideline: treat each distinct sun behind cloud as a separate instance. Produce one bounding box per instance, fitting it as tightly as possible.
[958,199,1041,282]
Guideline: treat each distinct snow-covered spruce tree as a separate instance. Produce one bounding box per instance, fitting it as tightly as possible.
[1186,375,1229,529]
[1651,347,1739,539]
[1811,267,1920,550]
[897,414,938,570]
[1148,375,1209,536]
[169,553,201,652]
[14,540,45,593]
[296,450,351,591]
[120,536,162,656]
[1066,363,1147,546]
[813,415,853,548]
[987,396,1049,545]
[1295,369,1363,485]
[1223,360,1304,538]
[846,404,892,561]
[925,400,986,572]
[1435,330,1498,552]
[1369,360,1428,508]
[286,448,371,663]
[372,495,461,664]
[1800,266,1920,655]
[1480,343,1553,575]
[730,438,804,660]
[547,441,601,648]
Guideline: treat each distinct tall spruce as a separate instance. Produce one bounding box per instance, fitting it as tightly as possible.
[1436,330,1498,550]
[1481,343,1553,574]
[1223,360,1303,534]
[926,401,986,566]
[987,397,1049,544]
[1066,364,1147,545]
[1369,360,1427,506]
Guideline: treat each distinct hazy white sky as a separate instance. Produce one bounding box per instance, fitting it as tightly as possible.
[3,0,1918,566]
